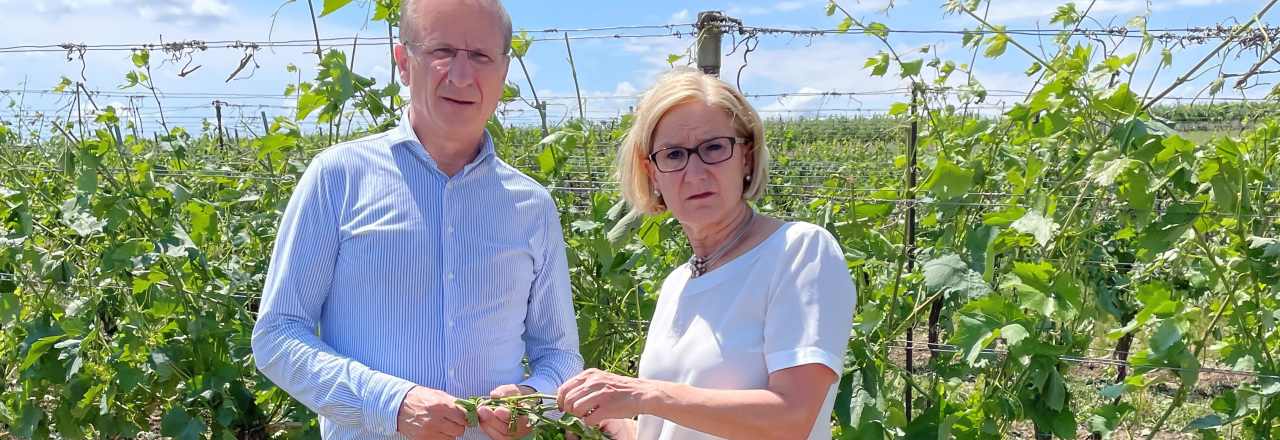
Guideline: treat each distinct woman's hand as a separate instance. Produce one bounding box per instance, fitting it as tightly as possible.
[557,368,659,426]
[567,418,638,440]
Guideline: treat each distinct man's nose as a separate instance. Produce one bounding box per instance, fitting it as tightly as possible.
[444,53,476,87]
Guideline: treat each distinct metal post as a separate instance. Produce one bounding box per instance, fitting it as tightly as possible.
[261,111,271,133]
[214,100,225,150]
[904,83,919,422]
[696,11,727,76]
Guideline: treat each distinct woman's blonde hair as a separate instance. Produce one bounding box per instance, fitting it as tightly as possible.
[617,68,770,215]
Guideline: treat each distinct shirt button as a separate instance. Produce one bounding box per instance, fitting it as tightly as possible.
[447,226,454,234]
[448,369,455,377]
[447,273,455,280]
[447,320,454,328]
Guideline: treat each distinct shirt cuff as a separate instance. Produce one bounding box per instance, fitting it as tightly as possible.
[363,373,418,436]
[764,347,844,377]
[518,376,558,400]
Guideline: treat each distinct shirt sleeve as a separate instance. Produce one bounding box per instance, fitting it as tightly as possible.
[762,225,857,377]
[518,202,585,395]
[251,158,416,436]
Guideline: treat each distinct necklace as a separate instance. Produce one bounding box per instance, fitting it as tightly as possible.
[688,208,756,278]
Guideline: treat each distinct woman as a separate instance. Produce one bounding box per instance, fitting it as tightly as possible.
[556,68,857,440]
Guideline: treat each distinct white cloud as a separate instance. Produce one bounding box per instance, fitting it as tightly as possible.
[670,9,689,23]
[759,86,834,115]
[137,0,234,27]
[776,1,806,12]
[0,0,374,134]
[982,0,1148,23]
[1168,0,1245,6]
[13,0,234,26]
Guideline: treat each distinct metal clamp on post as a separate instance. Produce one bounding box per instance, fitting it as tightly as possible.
[695,11,741,77]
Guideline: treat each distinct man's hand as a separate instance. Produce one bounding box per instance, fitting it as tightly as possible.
[477,384,537,440]
[397,386,468,440]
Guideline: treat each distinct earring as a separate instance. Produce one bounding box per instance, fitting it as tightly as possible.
[745,174,752,182]
[653,190,660,196]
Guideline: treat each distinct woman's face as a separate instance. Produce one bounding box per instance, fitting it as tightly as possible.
[646,100,753,228]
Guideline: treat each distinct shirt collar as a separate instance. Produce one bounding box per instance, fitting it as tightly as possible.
[394,111,497,173]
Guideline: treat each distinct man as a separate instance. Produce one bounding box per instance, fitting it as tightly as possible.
[250,0,583,439]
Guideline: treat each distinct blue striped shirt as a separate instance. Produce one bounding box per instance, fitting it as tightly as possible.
[251,114,583,440]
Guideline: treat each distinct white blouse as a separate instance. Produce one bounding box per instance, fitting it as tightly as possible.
[636,222,857,440]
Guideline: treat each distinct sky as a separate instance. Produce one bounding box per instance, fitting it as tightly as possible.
[0,0,1273,135]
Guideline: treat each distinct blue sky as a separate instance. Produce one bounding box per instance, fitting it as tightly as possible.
[0,0,1271,134]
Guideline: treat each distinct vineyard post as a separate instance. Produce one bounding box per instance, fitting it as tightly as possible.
[924,88,943,363]
[129,103,140,142]
[214,100,226,152]
[235,128,241,149]
[563,33,594,184]
[110,123,123,148]
[904,82,919,421]
[261,111,270,133]
[695,11,725,76]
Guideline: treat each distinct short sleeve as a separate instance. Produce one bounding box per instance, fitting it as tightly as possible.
[762,224,857,377]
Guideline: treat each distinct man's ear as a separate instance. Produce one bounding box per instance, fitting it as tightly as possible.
[394,44,411,86]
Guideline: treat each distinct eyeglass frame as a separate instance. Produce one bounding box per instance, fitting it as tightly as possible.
[402,41,509,67]
[647,136,750,173]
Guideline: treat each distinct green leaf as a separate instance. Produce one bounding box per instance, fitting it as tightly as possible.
[888,103,908,115]
[160,407,207,440]
[837,17,855,34]
[1010,210,1054,247]
[951,314,999,365]
[1091,158,1139,187]
[511,31,532,58]
[132,51,149,68]
[1150,319,1184,357]
[983,206,1026,227]
[922,254,992,299]
[1011,261,1053,293]
[868,52,890,76]
[919,159,972,200]
[864,22,890,38]
[899,58,923,78]
[666,54,684,65]
[1247,236,1280,259]
[0,290,19,326]
[21,334,65,370]
[1000,323,1029,347]
[12,402,45,438]
[318,0,356,17]
[1183,415,1224,432]
[1013,283,1055,316]
[983,32,1009,58]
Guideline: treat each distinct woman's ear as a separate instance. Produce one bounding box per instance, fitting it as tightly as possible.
[742,139,755,176]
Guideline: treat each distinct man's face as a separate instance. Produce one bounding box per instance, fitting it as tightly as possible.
[395,0,510,138]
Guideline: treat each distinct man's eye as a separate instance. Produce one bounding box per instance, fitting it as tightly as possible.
[430,48,456,58]
[468,52,493,63]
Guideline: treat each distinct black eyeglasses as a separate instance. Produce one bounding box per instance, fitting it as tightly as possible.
[648,136,749,173]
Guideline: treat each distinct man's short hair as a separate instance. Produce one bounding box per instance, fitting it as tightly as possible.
[399,0,513,54]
